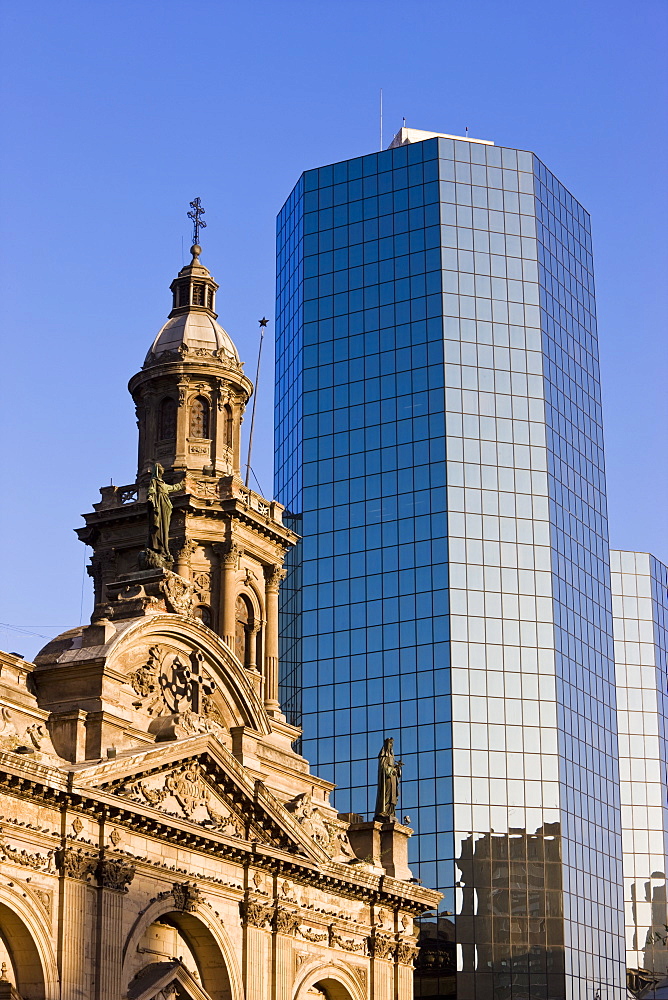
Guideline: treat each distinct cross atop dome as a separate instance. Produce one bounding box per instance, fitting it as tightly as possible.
[187,196,207,254]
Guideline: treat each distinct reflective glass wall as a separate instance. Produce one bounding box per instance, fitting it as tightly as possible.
[275,136,625,999]
[611,550,668,991]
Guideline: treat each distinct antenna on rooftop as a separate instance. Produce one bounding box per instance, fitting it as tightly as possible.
[245,318,269,488]
[403,116,406,128]
[379,89,383,151]
[465,125,469,137]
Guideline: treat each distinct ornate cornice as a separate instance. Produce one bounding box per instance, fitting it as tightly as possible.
[0,767,439,916]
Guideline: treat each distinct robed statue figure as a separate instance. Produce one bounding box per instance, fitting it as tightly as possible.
[141,463,184,569]
[374,737,403,821]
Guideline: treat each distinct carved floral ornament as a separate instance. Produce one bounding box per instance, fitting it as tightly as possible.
[171,881,202,912]
[368,933,397,962]
[265,566,287,592]
[117,761,245,838]
[0,827,55,871]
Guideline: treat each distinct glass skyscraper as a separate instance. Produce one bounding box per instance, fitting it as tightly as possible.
[611,550,668,993]
[275,128,625,998]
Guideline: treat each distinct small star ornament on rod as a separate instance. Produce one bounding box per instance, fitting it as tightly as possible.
[187,197,207,247]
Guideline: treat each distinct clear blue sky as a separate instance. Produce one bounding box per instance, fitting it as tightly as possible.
[1,0,666,660]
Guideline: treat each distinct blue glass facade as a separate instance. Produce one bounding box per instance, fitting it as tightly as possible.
[275,135,625,998]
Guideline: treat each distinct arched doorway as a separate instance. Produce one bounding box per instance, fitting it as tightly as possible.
[125,906,238,1000]
[293,964,362,1000]
[0,900,48,999]
[305,982,355,1000]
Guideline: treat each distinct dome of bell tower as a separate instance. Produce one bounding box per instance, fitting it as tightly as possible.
[144,244,240,366]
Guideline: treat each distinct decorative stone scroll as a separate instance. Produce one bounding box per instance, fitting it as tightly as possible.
[55,847,97,882]
[128,645,161,699]
[0,708,57,761]
[97,857,136,892]
[240,899,273,929]
[160,572,197,616]
[397,941,419,966]
[285,793,330,850]
[368,932,396,961]
[172,882,202,912]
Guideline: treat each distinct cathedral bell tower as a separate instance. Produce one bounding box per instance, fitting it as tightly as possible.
[131,241,248,484]
[77,208,297,719]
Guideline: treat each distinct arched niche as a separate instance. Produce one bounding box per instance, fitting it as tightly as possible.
[123,895,243,1000]
[189,395,210,439]
[0,892,59,1000]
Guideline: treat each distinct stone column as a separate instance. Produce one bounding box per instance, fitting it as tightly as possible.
[247,624,261,672]
[174,539,197,580]
[135,398,147,479]
[56,848,97,999]
[213,380,230,474]
[273,909,298,1000]
[218,544,240,649]
[396,941,419,1000]
[369,933,396,999]
[96,857,136,1000]
[175,380,189,472]
[263,567,286,715]
[241,900,273,1000]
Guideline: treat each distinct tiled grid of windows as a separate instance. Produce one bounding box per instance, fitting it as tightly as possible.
[611,550,668,986]
[275,137,625,999]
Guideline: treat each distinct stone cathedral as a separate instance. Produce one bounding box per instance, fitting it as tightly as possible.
[0,235,438,1000]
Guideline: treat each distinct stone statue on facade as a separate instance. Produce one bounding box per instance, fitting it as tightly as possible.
[140,463,184,569]
[374,737,402,821]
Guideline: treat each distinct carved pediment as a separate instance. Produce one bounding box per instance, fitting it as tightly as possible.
[112,760,245,838]
[72,736,331,862]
